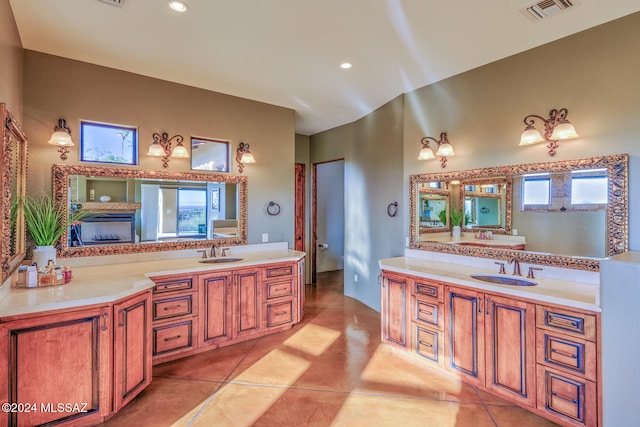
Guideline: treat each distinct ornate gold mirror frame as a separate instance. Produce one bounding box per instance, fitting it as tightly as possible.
[1,104,28,283]
[53,164,248,258]
[409,154,628,271]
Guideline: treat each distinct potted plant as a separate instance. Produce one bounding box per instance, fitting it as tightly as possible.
[449,205,465,238]
[23,193,86,269]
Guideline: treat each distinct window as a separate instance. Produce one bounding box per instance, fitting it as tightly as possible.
[80,121,138,165]
[522,174,550,205]
[571,172,607,205]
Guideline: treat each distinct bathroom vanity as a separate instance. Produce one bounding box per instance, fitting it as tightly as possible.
[380,255,600,427]
[0,249,305,427]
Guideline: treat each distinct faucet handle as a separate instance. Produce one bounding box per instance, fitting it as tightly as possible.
[221,247,230,257]
[495,261,506,274]
[527,267,543,279]
[197,249,208,259]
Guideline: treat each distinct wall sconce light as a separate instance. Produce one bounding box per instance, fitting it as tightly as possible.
[236,142,255,173]
[47,119,74,160]
[418,132,454,168]
[519,107,578,156]
[147,132,189,168]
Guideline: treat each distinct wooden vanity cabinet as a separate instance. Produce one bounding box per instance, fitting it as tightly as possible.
[262,262,297,330]
[411,278,444,367]
[535,305,599,427]
[445,286,536,406]
[0,305,112,427]
[151,274,199,363]
[112,291,152,412]
[380,272,409,349]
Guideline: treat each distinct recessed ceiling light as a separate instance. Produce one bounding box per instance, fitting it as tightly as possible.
[340,62,352,69]
[169,1,189,12]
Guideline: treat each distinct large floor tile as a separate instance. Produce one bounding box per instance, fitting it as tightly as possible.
[100,377,221,427]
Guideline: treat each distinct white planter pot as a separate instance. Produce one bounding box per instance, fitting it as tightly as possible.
[32,245,56,270]
[452,226,461,238]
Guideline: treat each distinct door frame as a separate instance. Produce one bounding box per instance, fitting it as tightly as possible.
[311,158,344,283]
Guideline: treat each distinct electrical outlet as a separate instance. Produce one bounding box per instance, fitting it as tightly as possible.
[89,189,95,201]
[354,274,358,283]
[262,233,268,242]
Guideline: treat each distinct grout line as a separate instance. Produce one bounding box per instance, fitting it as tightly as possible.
[473,385,500,426]
[184,339,261,427]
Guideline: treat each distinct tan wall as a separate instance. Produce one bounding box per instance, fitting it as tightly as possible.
[0,0,23,119]
[403,12,640,253]
[23,51,296,247]
[310,96,405,310]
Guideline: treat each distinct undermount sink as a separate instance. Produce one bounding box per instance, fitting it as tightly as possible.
[198,257,244,264]
[470,275,537,286]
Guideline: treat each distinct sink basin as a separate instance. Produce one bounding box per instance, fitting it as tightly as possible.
[470,275,537,286]
[198,257,244,264]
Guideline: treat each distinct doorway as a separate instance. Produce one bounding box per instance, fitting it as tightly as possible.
[312,159,345,283]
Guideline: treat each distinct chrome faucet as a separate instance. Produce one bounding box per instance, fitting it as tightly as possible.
[508,257,522,276]
[210,244,218,258]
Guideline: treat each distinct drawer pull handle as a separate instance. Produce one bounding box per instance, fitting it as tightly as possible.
[550,315,579,329]
[274,311,287,316]
[478,297,483,313]
[164,335,182,342]
[102,312,108,331]
[419,309,433,316]
[551,391,578,405]
[551,348,578,359]
[273,287,287,292]
[161,283,186,290]
[418,341,433,348]
[163,305,184,311]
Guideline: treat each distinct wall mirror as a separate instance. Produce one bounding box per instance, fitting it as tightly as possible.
[416,181,450,234]
[409,154,628,271]
[1,104,28,283]
[460,178,511,233]
[53,164,247,258]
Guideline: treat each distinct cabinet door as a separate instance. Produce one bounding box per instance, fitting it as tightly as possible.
[234,268,262,339]
[200,271,233,346]
[113,291,152,412]
[485,294,536,407]
[1,306,111,427]
[381,273,408,348]
[445,287,485,386]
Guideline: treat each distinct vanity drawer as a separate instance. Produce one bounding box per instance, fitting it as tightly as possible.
[412,296,443,330]
[264,278,294,300]
[153,320,194,356]
[153,294,196,321]
[537,305,596,341]
[413,323,443,366]
[537,365,596,427]
[152,277,194,294]
[262,263,295,280]
[414,280,442,302]
[265,299,294,328]
[536,329,596,381]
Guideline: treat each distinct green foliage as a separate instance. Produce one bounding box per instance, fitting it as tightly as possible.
[23,193,88,246]
[437,209,447,225]
[449,205,465,227]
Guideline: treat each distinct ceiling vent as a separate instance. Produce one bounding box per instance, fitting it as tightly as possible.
[524,0,575,21]
[97,0,124,7]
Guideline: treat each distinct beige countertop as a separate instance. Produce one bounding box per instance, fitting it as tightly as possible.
[0,249,305,319]
[379,256,599,312]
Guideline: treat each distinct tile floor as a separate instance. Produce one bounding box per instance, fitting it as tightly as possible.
[101,270,558,427]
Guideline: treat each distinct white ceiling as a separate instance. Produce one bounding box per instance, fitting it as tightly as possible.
[9,0,640,135]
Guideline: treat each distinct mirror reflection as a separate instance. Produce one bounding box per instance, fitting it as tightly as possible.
[417,181,450,233]
[461,178,510,232]
[53,164,247,258]
[409,154,628,270]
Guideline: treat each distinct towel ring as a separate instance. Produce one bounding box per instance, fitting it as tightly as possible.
[387,202,398,217]
[267,201,281,216]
